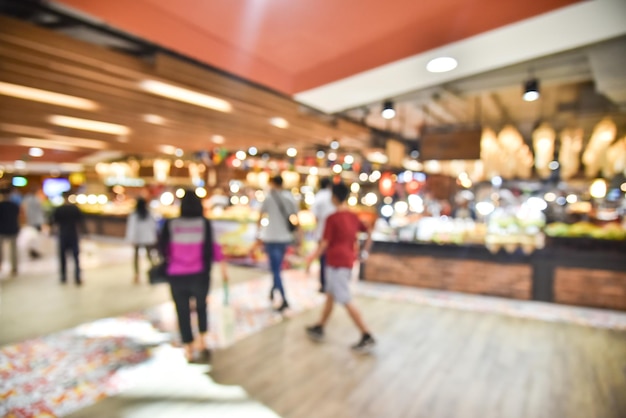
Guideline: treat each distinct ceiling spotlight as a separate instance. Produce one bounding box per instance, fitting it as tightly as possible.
[523,78,540,102]
[381,101,396,119]
[426,57,457,73]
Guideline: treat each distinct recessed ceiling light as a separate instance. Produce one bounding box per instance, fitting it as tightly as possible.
[16,137,78,152]
[426,57,458,73]
[48,115,130,135]
[159,145,177,155]
[0,81,99,110]
[28,147,44,157]
[48,134,108,149]
[270,117,289,129]
[211,135,225,144]
[142,114,166,125]
[140,80,232,113]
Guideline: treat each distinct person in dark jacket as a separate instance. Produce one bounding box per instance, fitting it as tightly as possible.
[159,190,213,362]
[0,188,20,277]
[50,192,87,285]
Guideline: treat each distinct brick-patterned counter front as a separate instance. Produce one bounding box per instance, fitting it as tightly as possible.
[555,268,626,310]
[364,253,531,299]
[362,240,626,310]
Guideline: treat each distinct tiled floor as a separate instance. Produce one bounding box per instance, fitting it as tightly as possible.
[1,233,626,417]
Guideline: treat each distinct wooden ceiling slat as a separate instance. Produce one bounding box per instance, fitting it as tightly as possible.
[0,42,342,140]
[0,15,372,165]
[0,62,337,147]
[0,16,149,79]
[0,98,327,155]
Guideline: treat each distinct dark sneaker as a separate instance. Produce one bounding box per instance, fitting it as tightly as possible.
[275,301,289,313]
[191,348,211,364]
[351,334,375,354]
[306,325,324,342]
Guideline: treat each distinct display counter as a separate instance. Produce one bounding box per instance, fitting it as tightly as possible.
[362,238,626,311]
[84,213,127,238]
[82,210,315,267]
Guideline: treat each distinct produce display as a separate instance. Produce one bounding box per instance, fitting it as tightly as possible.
[544,221,626,240]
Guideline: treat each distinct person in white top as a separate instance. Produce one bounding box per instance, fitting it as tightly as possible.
[125,197,158,283]
[310,177,335,292]
[256,175,298,312]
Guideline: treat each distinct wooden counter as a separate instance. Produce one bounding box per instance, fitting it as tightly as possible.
[362,239,626,311]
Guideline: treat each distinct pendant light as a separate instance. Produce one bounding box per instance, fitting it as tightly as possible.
[381,100,396,119]
[523,78,540,102]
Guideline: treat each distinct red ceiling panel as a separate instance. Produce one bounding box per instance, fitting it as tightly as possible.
[48,0,584,93]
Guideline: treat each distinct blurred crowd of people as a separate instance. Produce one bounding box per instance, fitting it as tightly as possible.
[1,176,378,361]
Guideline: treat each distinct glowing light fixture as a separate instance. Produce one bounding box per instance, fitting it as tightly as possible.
[142,114,166,125]
[523,78,540,102]
[589,178,607,199]
[28,147,44,157]
[48,115,130,136]
[19,135,106,151]
[211,135,225,144]
[160,192,174,206]
[195,187,207,198]
[269,117,289,129]
[0,82,98,110]
[286,147,297,157]
[140,80,232,112]
[476,202,495,216]
[426,57,457,73]
[381,101,396,119]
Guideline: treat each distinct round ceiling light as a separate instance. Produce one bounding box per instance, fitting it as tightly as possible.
[426,57,458,73]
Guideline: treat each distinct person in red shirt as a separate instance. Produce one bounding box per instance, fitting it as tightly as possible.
[305,182,375,353]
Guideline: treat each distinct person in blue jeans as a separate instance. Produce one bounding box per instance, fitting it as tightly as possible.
[256,175,298,312]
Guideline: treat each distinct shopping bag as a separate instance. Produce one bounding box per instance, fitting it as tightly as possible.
[16,225,38,251]
[148,262,168,285]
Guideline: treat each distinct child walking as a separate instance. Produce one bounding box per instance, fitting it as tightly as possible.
[304,182,375,353]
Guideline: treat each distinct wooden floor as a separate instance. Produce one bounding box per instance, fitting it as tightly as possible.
[3,237,626,417]
[210,297,626,418]
[70,296,626,418]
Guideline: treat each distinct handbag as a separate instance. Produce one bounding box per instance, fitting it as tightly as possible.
[148,262,168,285]
[272,191,298,232]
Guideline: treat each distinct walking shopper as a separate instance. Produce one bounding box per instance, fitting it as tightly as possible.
[159,190,213,362]
[125,197,158,283]
[310,177,335,292]
[305,182,375,353]
[0,188,20,277]
[50,192,87,285]
[256,175,298,312]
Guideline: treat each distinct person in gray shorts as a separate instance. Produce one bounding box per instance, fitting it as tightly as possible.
[304,182,375,353]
